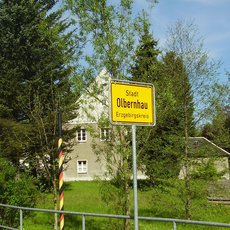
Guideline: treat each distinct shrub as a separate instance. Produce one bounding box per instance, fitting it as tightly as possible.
[0,157,39,228]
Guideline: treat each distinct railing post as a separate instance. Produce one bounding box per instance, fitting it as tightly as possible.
[82,215,85,230]
[20,209,23,230]
[173,221,177,230]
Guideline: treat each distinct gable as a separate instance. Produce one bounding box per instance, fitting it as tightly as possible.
[69,69,110,124]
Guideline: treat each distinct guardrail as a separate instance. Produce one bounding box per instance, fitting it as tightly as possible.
[0,203,230,230]
[208,197,230,205]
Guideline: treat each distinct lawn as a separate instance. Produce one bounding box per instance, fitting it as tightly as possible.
[22,181,230,230]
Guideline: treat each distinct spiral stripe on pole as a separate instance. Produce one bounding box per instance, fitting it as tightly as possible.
[58,138,64,230]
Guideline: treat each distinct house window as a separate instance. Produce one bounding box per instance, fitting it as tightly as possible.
[194,140,200,146]
[100,128,111,141]
[77,129,87,142]
[77,160,88,174]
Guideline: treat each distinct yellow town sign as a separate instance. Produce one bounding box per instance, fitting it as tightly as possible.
[109,79,155,126]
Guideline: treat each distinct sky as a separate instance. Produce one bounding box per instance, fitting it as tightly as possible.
[134,0,230,83]
[60,0,229,84]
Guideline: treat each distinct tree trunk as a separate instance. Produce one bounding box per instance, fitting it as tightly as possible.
[121,129,131,230]
[184,108,192,220]
[123,158,130,230]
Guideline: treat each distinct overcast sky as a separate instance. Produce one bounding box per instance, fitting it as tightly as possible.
[134,0,230,83]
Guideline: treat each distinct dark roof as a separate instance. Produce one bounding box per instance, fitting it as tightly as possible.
[188,137,230,157]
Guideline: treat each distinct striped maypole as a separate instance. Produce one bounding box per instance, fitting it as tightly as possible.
[58,112,64,230]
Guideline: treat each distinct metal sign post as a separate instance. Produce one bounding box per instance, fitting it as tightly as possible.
[132,125,138,230]
[109,79,156,230]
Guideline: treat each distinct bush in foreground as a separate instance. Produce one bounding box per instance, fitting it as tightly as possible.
[0,157,39,228]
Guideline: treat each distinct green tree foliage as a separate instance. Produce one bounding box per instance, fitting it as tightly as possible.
[65,0,139,81]
[0,157,38,228]
[0,119,30,168]
[162,52,195,219]
[151,179,209,220]
[165,20,220,219]
[201,75,229,152]
[130,20,192,183]
[0,1,78,228]
[202,107,230,153]
[131,15,160,83]
[191,158,224,181]
[0,0,77,187]
[93,124,132,230]
[65,1,151,229]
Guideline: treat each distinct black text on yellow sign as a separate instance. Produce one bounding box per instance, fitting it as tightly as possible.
[110,80,156,126]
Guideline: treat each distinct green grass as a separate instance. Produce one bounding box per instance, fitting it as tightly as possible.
[22,181,230,230]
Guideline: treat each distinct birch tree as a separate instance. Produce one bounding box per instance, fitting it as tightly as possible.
[65,1,156,229]
[165,20,221,219]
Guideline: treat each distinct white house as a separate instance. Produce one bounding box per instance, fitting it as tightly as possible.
[64,69,110,181]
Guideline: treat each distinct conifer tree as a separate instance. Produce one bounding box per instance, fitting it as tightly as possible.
[0,0,77,179]
[0,1,78,228]
[130,22,192,182]
[131,16,160,83]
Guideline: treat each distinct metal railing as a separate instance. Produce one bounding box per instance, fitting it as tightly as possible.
[0,203,230,230]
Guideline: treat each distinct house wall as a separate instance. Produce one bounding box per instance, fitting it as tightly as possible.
[178,157,230,180]
[215,157,230,179]
[64,123,147,181]
[64,124,106,181]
